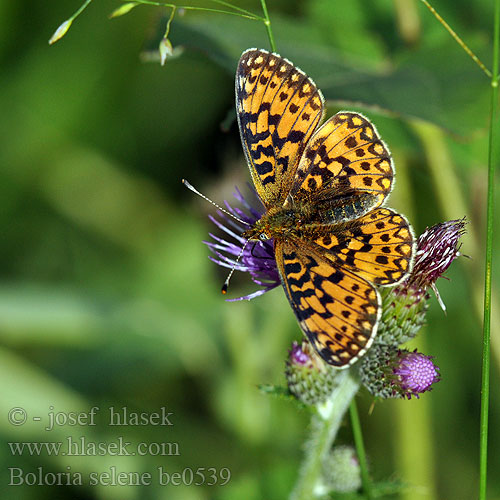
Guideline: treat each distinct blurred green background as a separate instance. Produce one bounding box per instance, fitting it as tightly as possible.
[0,0,499,499]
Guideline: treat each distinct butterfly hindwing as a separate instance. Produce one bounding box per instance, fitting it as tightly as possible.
[275,239,380,367]
[236,49,325,207]
[312,208,414,286]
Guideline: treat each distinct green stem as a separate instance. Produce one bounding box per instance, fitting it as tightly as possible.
[290,370,360,500]
[131,0,263,20]
[209,0,258,18]
[164,5,176,37]
[419,0,492,78]
[350,399,373,499]
[70,0,93,21]
[259,0,277,52]
[479,1,500,498]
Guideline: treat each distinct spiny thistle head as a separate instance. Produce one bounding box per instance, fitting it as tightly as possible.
[408,218,466,291]
[376,218,466,346]
[360,345,440,399]
[375,286,429,346]
[285,341,341,406]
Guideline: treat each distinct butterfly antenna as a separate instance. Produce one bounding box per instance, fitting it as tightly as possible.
[221,239,249,295]
[182,179,250,226]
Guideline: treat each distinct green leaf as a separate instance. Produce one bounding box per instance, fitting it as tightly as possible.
[258,384,309,409]
[169,13,489,135]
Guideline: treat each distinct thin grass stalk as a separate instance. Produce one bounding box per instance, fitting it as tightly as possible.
[132,1,262,20]
[419,0,492,77]
[479,1,500,497]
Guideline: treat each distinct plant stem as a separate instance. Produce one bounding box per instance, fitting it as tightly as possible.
[419,0,492,78]
[479,1,500,498]
[70,0,93,22]
[210,0,258,18]
[259,0,277,52]
[290,370,360,500]
[350,399,373,499]
[132,0,263,20]
[164,5,176,37]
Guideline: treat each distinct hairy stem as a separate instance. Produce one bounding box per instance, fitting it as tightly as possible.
[290,370,360,500]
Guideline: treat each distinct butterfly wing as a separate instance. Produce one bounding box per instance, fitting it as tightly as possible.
[275,239,380,367]
[289,112,393,215]
[236,49,325,207]
[312,208,415,286]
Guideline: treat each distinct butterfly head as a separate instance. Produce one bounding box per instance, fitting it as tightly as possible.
[242,207,302,243]
[242,219,272,242]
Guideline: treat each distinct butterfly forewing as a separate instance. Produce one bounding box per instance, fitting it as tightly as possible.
[236,49,325,207]
[275,240,380,367]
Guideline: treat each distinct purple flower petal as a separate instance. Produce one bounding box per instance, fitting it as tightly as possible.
[204,187,280,300]
[409,218,466,289]
[393,350,440,399]
[288,341,311,365]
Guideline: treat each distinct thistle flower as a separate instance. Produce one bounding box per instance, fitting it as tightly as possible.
[204,187,280,301]
[393,350,440,397]
[406,218,466,310]
[360,345,440,399]
[376,218,466,346]
[285,341,341,406]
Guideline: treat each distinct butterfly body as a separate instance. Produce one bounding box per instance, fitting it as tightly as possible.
[243,200,367,250]
[236,48,415,367]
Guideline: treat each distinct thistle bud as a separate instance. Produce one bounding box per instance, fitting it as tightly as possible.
[285,341,341,406]
[322,446,362,493]
[376,285,428,346]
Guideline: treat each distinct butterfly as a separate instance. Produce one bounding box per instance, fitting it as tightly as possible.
[235,48,415,368]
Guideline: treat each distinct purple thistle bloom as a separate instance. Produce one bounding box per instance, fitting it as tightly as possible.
[285,340,341,405]
[204,187,280,301]
[360,345,440,399]
[410,218,466,288]
[400,218,466,311]
[392,350,440,399]
[288,341,312,366]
